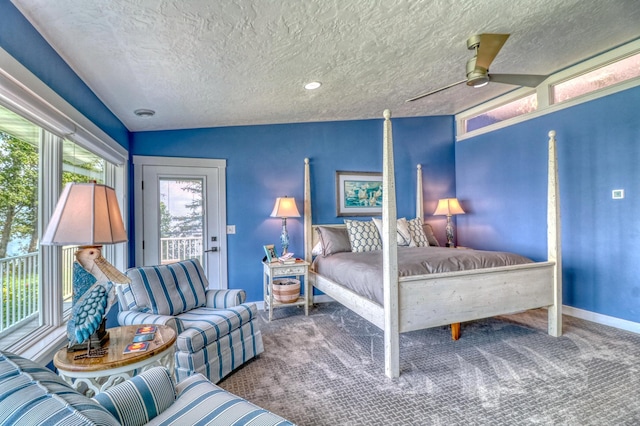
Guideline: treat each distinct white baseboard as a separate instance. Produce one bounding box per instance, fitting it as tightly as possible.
[563,305,640,335]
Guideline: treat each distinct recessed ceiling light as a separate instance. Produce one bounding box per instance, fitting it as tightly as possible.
[304,81,322,90]
[134,109,155,117]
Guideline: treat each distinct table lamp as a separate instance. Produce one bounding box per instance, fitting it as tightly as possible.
[434,198,465,247]
[270,196,301,255]
[41,182,131,353]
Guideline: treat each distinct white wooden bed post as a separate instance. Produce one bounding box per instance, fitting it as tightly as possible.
[304,158,312,264]
[416,164,423,220]
[547,131,562,336]
[382,109,400,378]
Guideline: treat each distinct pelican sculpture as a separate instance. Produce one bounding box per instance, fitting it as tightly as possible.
[66,246,130,351]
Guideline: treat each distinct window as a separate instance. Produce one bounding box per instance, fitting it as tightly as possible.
[465,93,537,132]
[0,107,39,339]
[0,48,128,363]
[0,104,119,351]
[552,52,640,104]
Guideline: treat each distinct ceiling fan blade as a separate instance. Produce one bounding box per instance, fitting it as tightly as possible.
[474,33,510,70]
[489,73,548,87]
[405,79,466,102]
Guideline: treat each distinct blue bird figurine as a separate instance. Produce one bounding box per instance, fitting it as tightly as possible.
[66,247,130,349]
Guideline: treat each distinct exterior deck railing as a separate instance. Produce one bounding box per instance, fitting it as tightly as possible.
[160,237,203,265]
[0,247,75,335]
[0,252,39,334]
[1,238,199,334]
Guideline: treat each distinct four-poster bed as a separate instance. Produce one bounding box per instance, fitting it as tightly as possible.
[303,109,562,379]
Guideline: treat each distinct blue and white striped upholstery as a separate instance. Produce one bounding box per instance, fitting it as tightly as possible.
[0,351,119,426]
[118,310,183,333]
[117,282,144,311]
[126,259,208,316]
[118,287,245,318]
[149,373,293,426]
[206,288,246,308]
[175,321,265,383]
[175,304,256,352]
[0,352,294,425]
[119,261,265,384]
[93,367,176,426]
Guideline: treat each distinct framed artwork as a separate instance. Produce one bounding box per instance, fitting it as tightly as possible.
[263,244,278,263]
[336,171,383,216]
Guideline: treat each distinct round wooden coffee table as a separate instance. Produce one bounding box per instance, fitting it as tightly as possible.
[54,324,176,396]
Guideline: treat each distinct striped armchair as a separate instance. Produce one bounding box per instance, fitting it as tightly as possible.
[117,259,264,383]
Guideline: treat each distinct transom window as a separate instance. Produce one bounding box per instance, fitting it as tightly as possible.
[465,93,537,133]
[552,52,640,104]
[457,41,640,138]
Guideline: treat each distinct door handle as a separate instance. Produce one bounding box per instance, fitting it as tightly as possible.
[204,247,219,253]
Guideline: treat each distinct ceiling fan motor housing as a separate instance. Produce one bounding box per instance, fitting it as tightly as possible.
[466,57,489,87]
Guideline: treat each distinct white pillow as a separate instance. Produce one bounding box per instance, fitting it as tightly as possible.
[372,217,416,247]
[311,241,323,256]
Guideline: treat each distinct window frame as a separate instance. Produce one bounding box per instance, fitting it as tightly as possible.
[0,47,128,364]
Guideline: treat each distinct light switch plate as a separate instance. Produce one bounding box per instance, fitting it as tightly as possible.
[226,225,236,234]
[612,189,624,199]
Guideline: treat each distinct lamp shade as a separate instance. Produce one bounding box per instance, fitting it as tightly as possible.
[270,196,301,218]
[433,198,465,216]
[41,182,127,245]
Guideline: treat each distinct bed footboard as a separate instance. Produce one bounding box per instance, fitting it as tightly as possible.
[398,262,556,333]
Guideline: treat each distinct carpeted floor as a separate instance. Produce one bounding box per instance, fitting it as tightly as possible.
[218,303,640,426]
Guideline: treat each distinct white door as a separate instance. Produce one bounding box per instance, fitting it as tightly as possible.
[133,156,227,289]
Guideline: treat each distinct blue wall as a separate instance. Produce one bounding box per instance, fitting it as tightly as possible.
[131,116,456,301]
[0,1,129,149]
[456,86,640,323]
[6,0,639,324]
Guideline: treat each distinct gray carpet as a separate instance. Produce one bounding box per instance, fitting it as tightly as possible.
[218,303,640,426]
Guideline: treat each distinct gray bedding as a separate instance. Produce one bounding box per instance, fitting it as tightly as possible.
[313,246,533,305]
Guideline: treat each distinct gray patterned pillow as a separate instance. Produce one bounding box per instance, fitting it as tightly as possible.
[372,217,416,247]
[422,223,440,247]
[407,217,438,247]
[344,219,383,253]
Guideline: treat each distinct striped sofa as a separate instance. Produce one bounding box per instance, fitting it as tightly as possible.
[0,351,294,425]
[117,259,264,383]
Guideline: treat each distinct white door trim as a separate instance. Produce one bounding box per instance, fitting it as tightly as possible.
[133,155,227,288]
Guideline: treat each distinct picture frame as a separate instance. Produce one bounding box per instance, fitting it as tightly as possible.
[263,244,278,263]
[336,171,383,216]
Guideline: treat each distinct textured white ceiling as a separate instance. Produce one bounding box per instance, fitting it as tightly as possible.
[11,0,640,132]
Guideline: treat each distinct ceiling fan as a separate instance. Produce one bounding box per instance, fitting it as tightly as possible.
[406,33,547,102]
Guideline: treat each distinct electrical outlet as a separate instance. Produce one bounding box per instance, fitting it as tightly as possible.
[226,225,236,234]
[612,189,624,199]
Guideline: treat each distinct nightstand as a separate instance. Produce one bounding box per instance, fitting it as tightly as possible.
[262,259,310,321]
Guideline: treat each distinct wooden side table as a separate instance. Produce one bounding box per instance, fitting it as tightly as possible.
[263,259,310,321]
[54,324,176,396]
